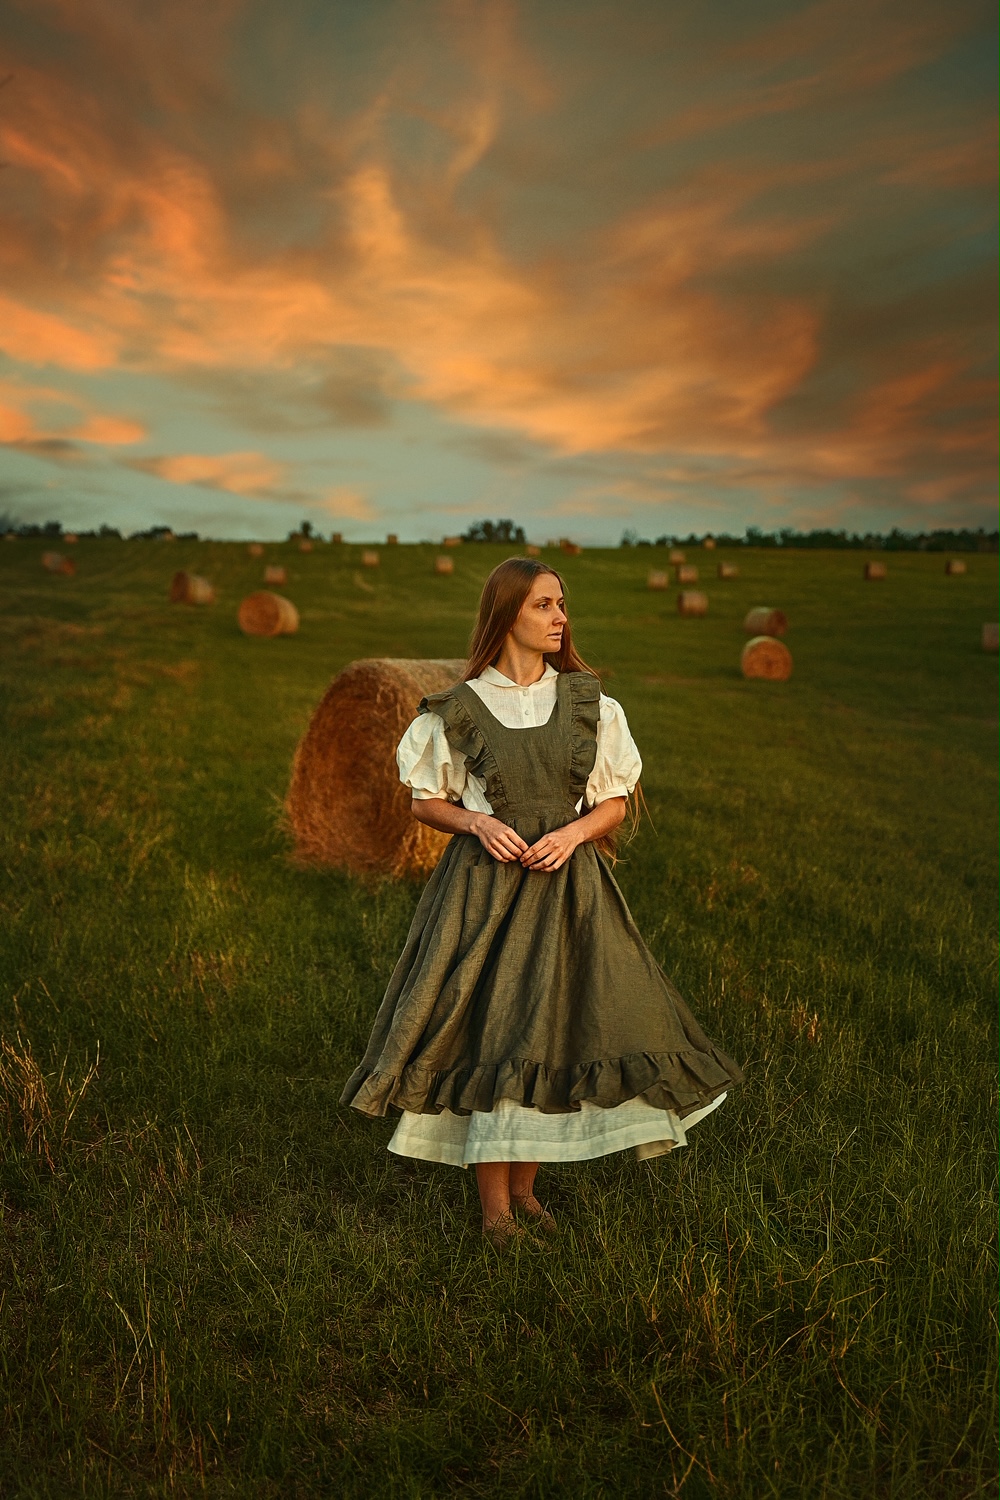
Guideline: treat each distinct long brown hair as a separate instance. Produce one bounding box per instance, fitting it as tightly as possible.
[464,557,643,861]
[465,558,599,683]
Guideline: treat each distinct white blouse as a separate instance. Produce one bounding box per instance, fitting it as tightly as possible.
[396,663,642,813]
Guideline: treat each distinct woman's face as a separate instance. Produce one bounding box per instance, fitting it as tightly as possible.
[509,572,568,655]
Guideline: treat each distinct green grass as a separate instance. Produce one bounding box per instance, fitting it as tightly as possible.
[0,536,996,1498]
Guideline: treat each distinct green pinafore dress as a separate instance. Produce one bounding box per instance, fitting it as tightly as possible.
[341,672,742,1156]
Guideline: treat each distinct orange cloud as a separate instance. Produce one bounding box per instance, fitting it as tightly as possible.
[126,451,292,498]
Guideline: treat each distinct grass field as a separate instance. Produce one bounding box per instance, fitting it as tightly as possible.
[0,536,996,1499]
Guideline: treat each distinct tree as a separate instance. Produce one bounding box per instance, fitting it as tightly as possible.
[461,519,526,544]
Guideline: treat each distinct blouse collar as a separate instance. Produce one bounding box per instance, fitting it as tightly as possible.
[479,662,558,689]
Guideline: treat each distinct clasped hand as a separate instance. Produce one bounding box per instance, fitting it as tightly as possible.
[471,815,579,872]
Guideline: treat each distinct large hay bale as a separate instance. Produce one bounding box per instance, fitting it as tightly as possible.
[983,623,998,653]
[247,542,264,558]
[676,563,699,583]
[560,540,582,556]
[717,562,739,580]
[42,551,75,576]
[945,559,967,575]
[331,532,343,544]
[386,533,398,545]
[743,606,786,637]
[669,549,686,564]
[647,570,669,591]
[238,591,299,637]
[702,537,716,550]
[63,533,78,545]
[298,539,313,553]
[287,657,466,878]
[864,561,886,580]
[525,544,541,557]
[442,536,461,548]
[677,590,708,617]
[741,636,793,680]
[264,564,287,585]
[170,571,215,605]
[434,555,455,575]
[361,549,380,568]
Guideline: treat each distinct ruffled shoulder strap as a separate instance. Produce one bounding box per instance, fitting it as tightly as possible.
[419,684,506,809]
[562,671,601,802]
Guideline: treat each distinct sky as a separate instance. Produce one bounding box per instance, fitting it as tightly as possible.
[0,0,996,542]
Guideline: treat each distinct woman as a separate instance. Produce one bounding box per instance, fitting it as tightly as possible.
[341,558,742,1245]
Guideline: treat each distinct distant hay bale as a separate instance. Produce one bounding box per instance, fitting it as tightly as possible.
[525,544,541,557]
[4,532,16,542]
[169,570,215,605]
[386,533,398,545]
[983,623,998,653]
[63,533,78,545]
[42,551,75,577]
[741,636,793,680]
[264,564,287,585]
[702,537,716,550]
[717,562,739,579]
[298,539,313,553]
[647,570,669,591]
[676,563,699,583]
[743,606,787,637]
[330,532,343,544]
[434,556,455,575]
[442,536,461,548]
[247,543,264,558]
[286,657,466,878]
[864,561,886,580]
[560,540,582,556]
[677,590,708,617]
[237,591,299,637]
[945,559,967,575]
[668,549,685,564]
[361,549,380,568]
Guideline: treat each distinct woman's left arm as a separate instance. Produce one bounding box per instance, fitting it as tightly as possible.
[519,797,626,872]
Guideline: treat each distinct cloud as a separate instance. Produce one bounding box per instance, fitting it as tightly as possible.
[315,485,376,521]
[0,376,145,460]
[0,0,993,529]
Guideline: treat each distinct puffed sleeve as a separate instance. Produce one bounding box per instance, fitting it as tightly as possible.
[585,695,642,807]
[396,713,468,802]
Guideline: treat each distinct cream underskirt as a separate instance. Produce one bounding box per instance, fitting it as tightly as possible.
[387,1091,728,1167]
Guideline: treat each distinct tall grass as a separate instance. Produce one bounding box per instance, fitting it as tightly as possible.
[0,537,996,1497]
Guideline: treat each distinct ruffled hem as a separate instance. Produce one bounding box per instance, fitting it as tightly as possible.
[340,1042,742,1120]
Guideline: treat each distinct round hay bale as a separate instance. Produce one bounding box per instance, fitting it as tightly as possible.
[741,636,793,680]
[676,563,699,583]
[442,536,461,548]
[525,544,541,557]
[238,591,299,637]
[647,570,669,591]
[743,606,786,637]
[982,623,998,653]
[63,533,78,545]
[330,531,343,544]
[702,537,716,550]
[717,561,739,580]
[677,590,708,617]
[361,549,380,568]
[286,657,466,878]
[434,555,455,575]
[264,564,287,585]
[42,551,75,576]
[386,533,398,545]
[298,539,313,553]
[864,561,886,580]
[560,541,582,556]
[5,532,17,542]
[945,559,967,575]
[169,570,215,605]
[668,549,686,564]
[247,542,265,558]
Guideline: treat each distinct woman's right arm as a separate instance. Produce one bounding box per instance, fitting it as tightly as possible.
[411,798,529,863]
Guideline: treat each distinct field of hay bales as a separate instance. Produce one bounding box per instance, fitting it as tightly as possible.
[0,536,996,1498]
